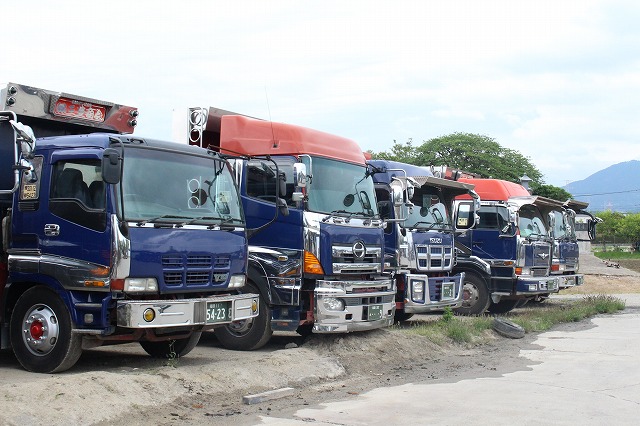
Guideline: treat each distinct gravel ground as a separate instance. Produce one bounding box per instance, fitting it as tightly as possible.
[0,251,637,426]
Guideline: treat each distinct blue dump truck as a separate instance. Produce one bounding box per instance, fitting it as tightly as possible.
[0,84,258,373]
[366,160,478,321]
[185,107,396,350]
[450,177,560,314]
[542,199,599,300]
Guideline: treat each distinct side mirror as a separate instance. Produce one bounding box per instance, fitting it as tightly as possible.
[547,212,556,237]
[455,201,474,230]
[406,177,419,200]
[277,197,289,216]
[102,148,121,184]
[390,180,404,207]
[10,119,36,159]
[293,163,307,188]
[588,219,597,241]
[278,172,287,197]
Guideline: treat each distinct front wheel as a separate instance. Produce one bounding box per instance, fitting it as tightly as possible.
[394,310,414,322]
[10,286,83,373]
[140,332,202,358]
[215,284,272,351]
[454,273,491,315]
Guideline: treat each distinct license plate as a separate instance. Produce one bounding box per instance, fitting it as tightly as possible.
[206,301,231,324]
[368,304,383,321]
[441,282,455,300]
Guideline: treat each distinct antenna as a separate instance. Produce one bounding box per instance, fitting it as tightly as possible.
[265,87,278,148]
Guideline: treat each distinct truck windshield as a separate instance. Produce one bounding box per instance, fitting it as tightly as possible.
[117,147,243,225]
[402,187,451,230]
[519,205,547,239]
[304,156,378,217]
[553,210,576,240]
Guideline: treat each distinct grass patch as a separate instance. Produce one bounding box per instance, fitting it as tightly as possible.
[594,250,640,260]
[404,295,625,344]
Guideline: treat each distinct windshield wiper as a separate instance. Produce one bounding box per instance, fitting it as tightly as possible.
[136,215,192,227]
[322,210,369,222]
[405,221,452,232]
[202,216,244,230]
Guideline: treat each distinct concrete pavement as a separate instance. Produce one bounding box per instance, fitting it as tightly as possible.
[259,294,640,425]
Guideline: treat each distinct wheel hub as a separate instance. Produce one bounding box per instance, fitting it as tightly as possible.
[22,305,60,356]
[462,283,479,307]
[226,318,253,335]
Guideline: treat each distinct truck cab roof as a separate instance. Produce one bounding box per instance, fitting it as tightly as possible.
[190,107,367,165]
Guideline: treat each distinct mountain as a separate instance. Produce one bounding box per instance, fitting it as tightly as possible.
[563,160,640,213]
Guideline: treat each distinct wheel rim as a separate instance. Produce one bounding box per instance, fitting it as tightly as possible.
[225,318,253,336]
[21,304,60,356]
[461,282,480,308]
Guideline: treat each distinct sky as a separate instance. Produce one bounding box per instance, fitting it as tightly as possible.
[3,0,639,187]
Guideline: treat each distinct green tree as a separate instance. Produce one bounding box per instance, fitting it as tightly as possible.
[531,184,572,202]
[594,211,626,246]
[414,133,543,184]
[620,213,640,245]
[369,138,417,163]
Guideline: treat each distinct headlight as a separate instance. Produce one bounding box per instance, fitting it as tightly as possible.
[228,274,246,288]
[412,280,425,303]
[323,297,345,311]
[124,278,158,293]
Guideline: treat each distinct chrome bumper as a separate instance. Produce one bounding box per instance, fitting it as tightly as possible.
[313,279,395,333]
[555,274,584,289]
[403,273,464,313]
[117,293,259,328]
[513,276,560,295]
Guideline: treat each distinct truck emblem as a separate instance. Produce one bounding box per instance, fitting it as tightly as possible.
[538,253,549,259]
[352,241,366,259]
[430,237,442,244]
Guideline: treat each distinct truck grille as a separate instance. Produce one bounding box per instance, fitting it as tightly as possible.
[332,244,382,274]
[416,244,453,271]
[532,244,551,268]
[343,294,395,306]
[161,254,230,287]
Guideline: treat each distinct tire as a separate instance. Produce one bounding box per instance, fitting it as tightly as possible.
[10,286,83,373]
[487,299,520,314]
[394,310,414,322]
[214,283,272,351]
[492,317,525,339]
[140,332,202,358]
[296,323,314,337]
[454,273,491,315]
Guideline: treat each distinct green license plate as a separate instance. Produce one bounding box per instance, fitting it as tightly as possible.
[206,301,231,324]
[441,282,455,300]
[368,304,383,321]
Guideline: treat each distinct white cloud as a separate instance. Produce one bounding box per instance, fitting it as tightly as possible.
[2,0,639,188]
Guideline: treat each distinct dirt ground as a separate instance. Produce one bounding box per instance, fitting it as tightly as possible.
[0,252,637,426]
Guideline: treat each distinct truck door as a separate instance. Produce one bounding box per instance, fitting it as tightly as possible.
[41,158,111,268]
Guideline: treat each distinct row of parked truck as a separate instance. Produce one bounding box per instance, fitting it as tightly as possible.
[0,83,598,373]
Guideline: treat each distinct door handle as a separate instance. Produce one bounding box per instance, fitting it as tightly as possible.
[44,224,60,237]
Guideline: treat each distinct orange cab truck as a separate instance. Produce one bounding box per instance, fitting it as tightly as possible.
[452,178,561,314]
[184,107,396,349]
